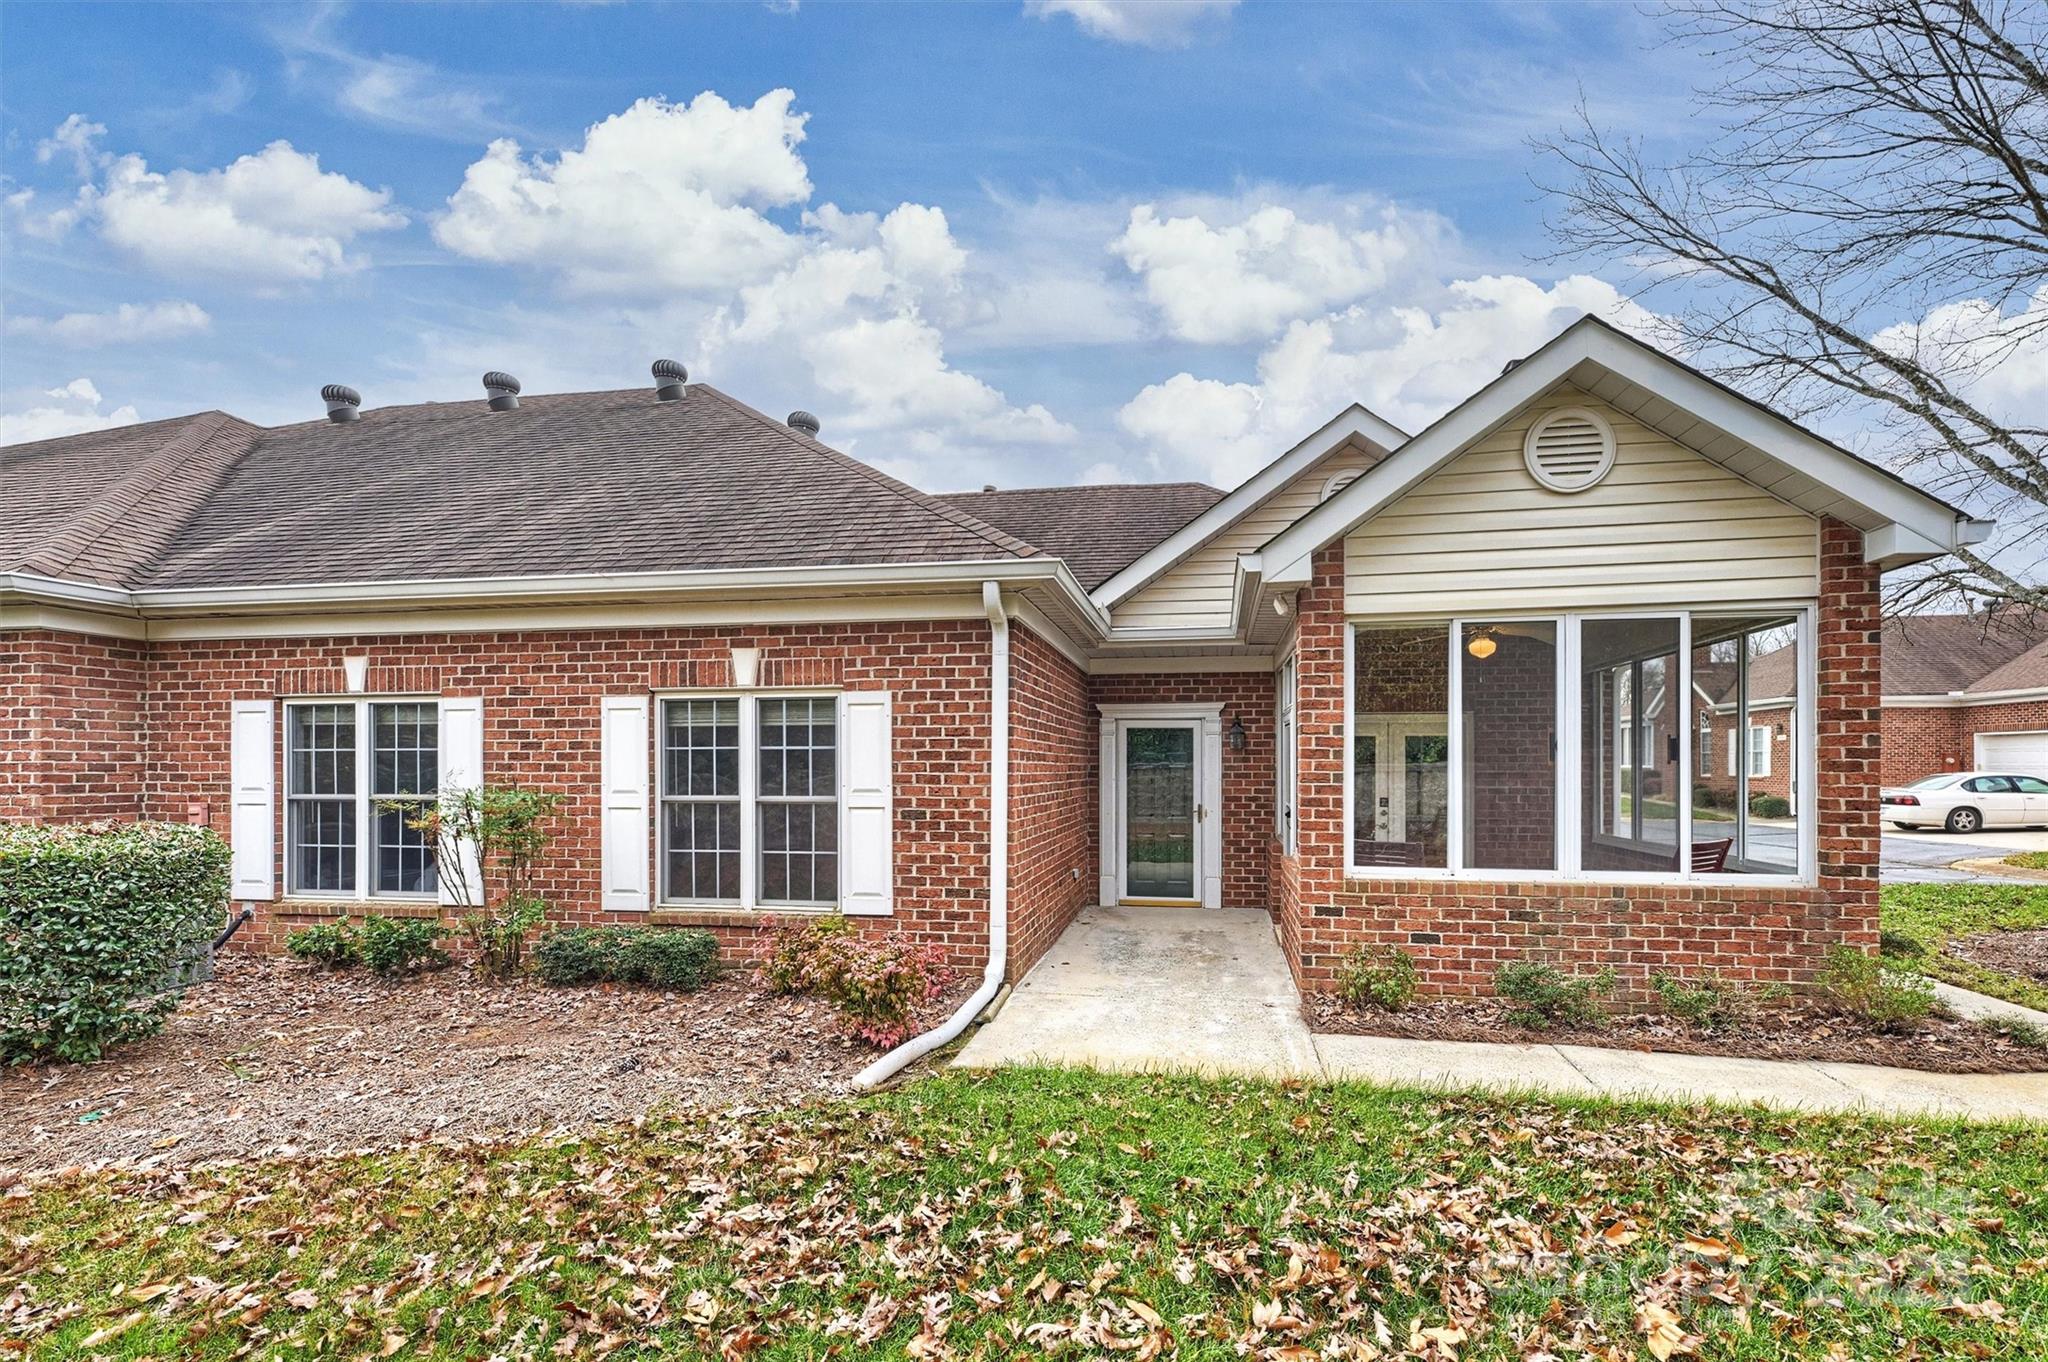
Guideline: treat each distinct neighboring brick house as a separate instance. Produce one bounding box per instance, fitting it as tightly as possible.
[1,318,1988,1016]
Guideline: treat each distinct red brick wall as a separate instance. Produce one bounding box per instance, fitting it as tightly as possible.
[140,622,997,964]
[1883,706,1966,785]
[1007,623,1095,977]
[0,629,148,823]
[1883,700,2048,787]
[1090,670,1276,911]
[1282,517,1881,1003]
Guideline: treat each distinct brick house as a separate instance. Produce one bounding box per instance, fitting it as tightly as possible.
[1,318,1988,1019]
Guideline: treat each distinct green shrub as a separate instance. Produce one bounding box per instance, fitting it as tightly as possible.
[759,913,857,994]
[356,915,450,976]
[399,785,565,979]
[1749,793,1792,819]
[1877,928,1924,959]
[1651,972,1783,1031]
[533,926,720,991]
[1818,946,1937,1029]
[286,918,360,968]
[534,926,627,985]
[1992,1016,2048,1049]
[616,928,720,991]
[0,822,230,1064]
[1495,960,1614,1030]
[1335,944,1419,1011]
[461,893,549,979]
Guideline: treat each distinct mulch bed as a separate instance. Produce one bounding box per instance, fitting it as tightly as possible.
[1948,928,2048,986]
[0,955,966,1178]
[1305,993,2048,1074]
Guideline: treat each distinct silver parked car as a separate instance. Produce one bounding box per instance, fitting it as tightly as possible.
[1881,771,2048,833]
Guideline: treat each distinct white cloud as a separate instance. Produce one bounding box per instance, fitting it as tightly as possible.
[17,118,405,285]
[36,114,108,177]
[87,141,404,284]
[269,8,511,140]
[1024,0,1237,48]
[438,91,1075,489]
[1118,273,1666,486]
[436,91,812,293]
[6,300,213,347]
[0,377,140,447]
[1870,287,2048,428]
[1112,195,1450,344]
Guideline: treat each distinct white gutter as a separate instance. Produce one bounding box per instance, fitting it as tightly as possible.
[853,579,1010,1088]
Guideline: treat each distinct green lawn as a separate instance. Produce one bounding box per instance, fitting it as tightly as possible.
[1882,882,2048,1010]
[2005,851,2048,871]
[6,1069,2045,1360]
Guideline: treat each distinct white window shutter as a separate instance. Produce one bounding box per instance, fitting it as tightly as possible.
[229,700,275,901]
[838,691,893,916]
[437,697,486,907]
[1728,729,1738,778]
[600,696,651,912]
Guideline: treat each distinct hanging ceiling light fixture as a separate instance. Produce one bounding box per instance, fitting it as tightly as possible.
[1466,628,1498,660]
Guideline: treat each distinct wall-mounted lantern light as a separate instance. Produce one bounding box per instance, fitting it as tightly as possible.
[1228,712,1248,752]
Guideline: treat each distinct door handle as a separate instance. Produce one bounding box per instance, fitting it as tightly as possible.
[1196,804,1207,823]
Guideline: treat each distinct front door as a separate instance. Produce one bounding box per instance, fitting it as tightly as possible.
[1353,716,1451,867]
[1121,722,1201,902]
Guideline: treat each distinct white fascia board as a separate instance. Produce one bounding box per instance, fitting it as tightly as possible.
[1,572,137,609]
[1261,315,1982,576]
[1885,687,2048,709]
[1091,403,1408,609]
[129,557,1111,633]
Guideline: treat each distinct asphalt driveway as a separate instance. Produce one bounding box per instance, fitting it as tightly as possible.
[1882,826,2048,882]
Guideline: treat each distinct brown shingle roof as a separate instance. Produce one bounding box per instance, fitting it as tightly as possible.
[2,412,261,587]
[1883,614,2047,695]
[935,482,1223,589]
[105,385,1039,589]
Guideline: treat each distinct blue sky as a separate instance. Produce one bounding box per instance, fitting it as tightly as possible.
[3,1,1711,491]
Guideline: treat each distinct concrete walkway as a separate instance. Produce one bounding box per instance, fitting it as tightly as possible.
[955,904,2048,1123]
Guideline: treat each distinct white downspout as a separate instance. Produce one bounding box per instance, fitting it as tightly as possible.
[853,579,1009,1088]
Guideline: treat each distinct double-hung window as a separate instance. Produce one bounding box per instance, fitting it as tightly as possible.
[658,694,840,907]
[285,699,439,898]
[1346,608,1812,882]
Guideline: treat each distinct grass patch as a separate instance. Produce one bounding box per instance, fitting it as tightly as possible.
[1882,882,2048,1009]
[2004,851,2048,871]
[5,1068,2046,1359]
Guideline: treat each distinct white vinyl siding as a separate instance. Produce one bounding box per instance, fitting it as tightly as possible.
[1116,450,1379,630]
[1344,390,1820,616]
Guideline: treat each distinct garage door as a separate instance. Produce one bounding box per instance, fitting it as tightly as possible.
[1975,731,2048,775]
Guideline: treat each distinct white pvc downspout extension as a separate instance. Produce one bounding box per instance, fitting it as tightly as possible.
[853,579,1009,1088]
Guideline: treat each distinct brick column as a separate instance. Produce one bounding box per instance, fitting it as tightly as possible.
[1815,515,1882,947]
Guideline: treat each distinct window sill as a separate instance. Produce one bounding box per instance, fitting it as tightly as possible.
[273,898,444,919]
[647,904,838,927]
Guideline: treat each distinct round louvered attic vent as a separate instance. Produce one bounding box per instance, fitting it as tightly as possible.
[1523,407,1616,493]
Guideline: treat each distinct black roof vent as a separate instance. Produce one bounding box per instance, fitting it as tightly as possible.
[483,371,522,411]
[652,359,688,402]
[321,384,361,424]
[787,410,820,437]
[1500,357,1525,376]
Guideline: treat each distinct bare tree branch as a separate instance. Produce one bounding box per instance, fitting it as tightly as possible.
[1536,0,2047,613]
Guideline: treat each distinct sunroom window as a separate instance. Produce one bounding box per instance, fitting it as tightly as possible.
[658,694,840,907]
[1348,610,1810,880]
[286,699,439,898]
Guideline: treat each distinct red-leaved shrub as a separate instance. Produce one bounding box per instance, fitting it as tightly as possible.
[756,915,950,1048]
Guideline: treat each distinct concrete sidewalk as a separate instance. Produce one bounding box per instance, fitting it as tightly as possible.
[954,904,2048,1123]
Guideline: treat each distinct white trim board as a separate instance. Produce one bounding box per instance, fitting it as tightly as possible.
[1092,404,1408,609]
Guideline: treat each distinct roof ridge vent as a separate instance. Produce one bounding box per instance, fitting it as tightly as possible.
[652,359,688,402]
[1523,406,1616,493]
[787,410,821,437]
[321,384,361,424]
[483,371,522,411]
